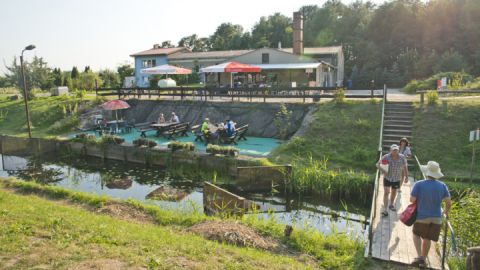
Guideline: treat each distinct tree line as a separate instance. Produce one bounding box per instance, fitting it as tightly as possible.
[162,0,480,88]
[1,0,478,91]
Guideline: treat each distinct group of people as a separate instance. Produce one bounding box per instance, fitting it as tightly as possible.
[376,137,451,268]
[200,118,236,143]
[157,112,180,124]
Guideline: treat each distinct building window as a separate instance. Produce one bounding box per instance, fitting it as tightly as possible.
[262,53,269,64]
[141,59,156,68]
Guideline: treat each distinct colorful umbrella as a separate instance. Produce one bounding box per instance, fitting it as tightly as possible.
[200,62,261,87]
[102,100,130,121]
[141,64,192,75]
[200,61,261,73]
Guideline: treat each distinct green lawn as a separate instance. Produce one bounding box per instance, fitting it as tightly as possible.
[0,95,102,138]
[412,98,480,180]
[269,100,381,202]
[0,188,318,269]
[0,178,368,270]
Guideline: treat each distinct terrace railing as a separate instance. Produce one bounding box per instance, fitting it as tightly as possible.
[367,84,387,256]
[413,155,457,270]
[95,86,384,103]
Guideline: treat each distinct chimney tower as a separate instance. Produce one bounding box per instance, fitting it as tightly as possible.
[293,12,304,55]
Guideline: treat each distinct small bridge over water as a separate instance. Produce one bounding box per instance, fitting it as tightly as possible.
[366,87,454,270]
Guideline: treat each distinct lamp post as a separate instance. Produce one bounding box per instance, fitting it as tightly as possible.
[20,44,35,138]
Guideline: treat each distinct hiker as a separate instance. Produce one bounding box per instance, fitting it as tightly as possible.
[399,137,412,158]
[410,161,451,268]
[157,113,165,123]
[170,112,179,123]
[398,137,412,190]
[376,144,408,216]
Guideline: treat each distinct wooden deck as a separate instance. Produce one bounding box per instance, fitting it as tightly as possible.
[369,175,445,269]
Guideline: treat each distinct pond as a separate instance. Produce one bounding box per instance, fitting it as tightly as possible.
[74,130,281,157]
[0,154,368,239]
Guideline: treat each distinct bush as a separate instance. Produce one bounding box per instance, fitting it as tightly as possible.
[334,89,345,104]
[100,135,124,145]
[133,138,157,148]
[167,141,194,152]
[403,72,474,93]
[449,190,480,256]
[72,133,97,144]
[49,115,79,133]
[426,90,439,105]
[206,144,239,157]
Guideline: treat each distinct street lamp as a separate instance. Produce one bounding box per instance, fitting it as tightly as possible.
[20,44,35,138]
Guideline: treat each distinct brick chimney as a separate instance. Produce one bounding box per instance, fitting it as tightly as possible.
[153,44,160,49]
[293,12,303,55]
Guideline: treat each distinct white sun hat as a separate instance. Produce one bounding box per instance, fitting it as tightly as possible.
[420,161,444,179]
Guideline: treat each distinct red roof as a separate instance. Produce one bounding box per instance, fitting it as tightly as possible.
[130,47,189,57]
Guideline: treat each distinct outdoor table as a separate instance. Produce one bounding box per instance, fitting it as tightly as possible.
[150,122,178,136]
[106,120,126,134]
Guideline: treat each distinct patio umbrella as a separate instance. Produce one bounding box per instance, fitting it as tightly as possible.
[141,64,192,75]
[200,61,261,86]
[102,100,130,121]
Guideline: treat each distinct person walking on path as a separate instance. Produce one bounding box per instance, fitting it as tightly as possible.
[398,137,412,190]
[376,144,409,216]
[410,161,451,267]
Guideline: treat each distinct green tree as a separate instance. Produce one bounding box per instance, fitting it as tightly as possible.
[76,71,103,90]
[4,56,54,98]
[433,49,469,73]
[117,64,134,86]
[161,41,174,48]
[71,66,79,79]
[99,69,120,88]
[251,13,292,48]
[52,68,63,87]
[210,23,245,50]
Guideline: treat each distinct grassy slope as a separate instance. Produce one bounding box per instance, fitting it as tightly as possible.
[0,178,367,270]
[0,95,100,138]
[0,188,317,269]
[413,99,480,180]
[270,100,381,172]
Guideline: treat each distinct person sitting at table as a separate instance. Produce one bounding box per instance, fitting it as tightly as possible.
[225,119,236,137]
[201,118,210,135]
[157,113,165,123]
[170,112,180,123]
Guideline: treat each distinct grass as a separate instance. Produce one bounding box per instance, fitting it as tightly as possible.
[270,100,381,202]
[0,95,103,138]
[0,178,367,269]
[412,99,480,180]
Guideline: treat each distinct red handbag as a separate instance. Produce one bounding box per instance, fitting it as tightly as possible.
[400,202,417,226]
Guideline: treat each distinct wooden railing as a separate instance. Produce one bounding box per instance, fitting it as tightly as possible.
[367,85,387,256]
[95,86,384,102]
[413,155,457,270]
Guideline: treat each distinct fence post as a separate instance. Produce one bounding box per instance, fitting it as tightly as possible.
[95,80,98,97]
[420,92,424,104]
[441,216,448,270]
[263,89,266,103]
[117,88,121,100]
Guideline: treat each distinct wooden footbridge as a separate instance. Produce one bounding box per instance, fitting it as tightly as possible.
[365,87,455,270]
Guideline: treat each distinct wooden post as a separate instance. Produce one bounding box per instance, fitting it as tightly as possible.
[117,88,121,100]
[95,80,98,97]
[420,92,424,104]
[263,89,266,103]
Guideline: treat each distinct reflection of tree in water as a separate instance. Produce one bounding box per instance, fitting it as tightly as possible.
[12,159,63,184]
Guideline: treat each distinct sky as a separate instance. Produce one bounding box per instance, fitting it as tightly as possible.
[0,0,385,74]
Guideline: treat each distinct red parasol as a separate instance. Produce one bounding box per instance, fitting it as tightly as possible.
[102,100,130,110]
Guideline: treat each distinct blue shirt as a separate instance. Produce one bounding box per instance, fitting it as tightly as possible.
[411,179,450,219]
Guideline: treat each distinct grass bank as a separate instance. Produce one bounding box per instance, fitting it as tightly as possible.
[0,94,102,138]
[270,100,381,202]
[413,99,480,180]
[0,178,367,269]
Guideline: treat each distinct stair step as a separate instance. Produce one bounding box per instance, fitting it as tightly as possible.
[383,134,412,140]
[384,120,412,124]
[383,128,412,134]
[387,102,413,105]
[384,115,413,121]
[384,124,413,129]
[383,139,405,144]
[385,111,413,115]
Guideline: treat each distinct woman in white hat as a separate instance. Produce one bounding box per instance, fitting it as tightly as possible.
[410,161,451,267]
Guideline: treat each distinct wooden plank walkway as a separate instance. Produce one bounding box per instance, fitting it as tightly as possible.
[369,175,445,269]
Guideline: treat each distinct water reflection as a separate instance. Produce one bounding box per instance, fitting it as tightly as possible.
[0,154,368,239]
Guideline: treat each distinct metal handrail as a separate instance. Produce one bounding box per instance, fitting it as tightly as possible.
[413,155,457,270]
[368,85,387,256]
